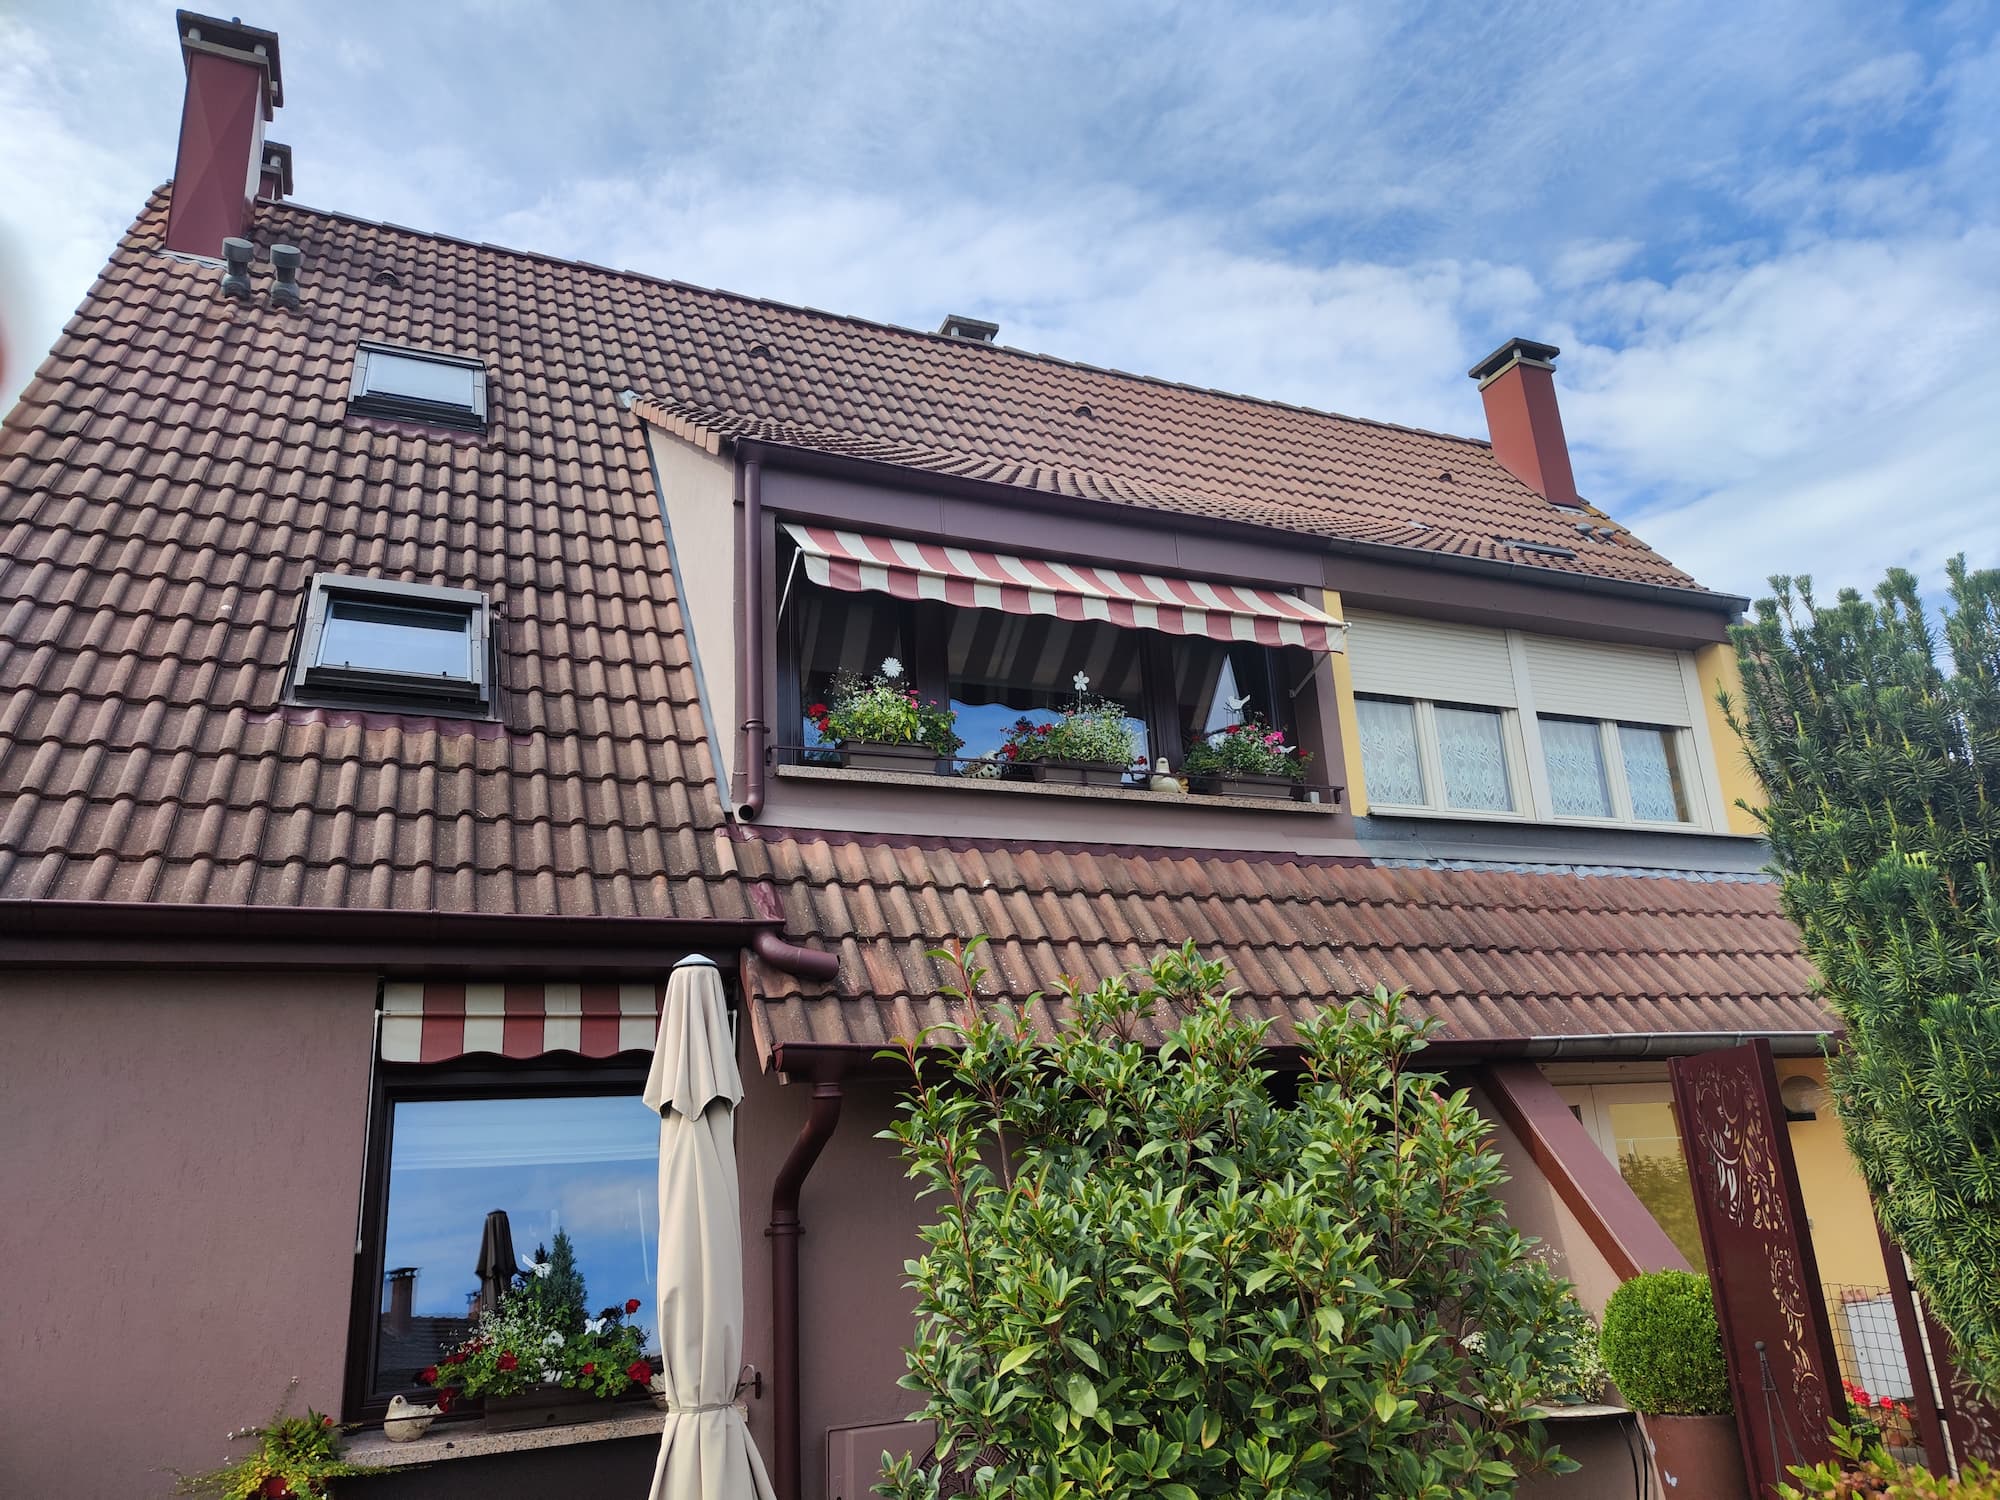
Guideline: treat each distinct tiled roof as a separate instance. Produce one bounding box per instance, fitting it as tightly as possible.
[0,190,750,915]
[742,834,1831,1054]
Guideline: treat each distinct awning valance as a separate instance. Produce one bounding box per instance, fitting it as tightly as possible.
[783,523,1344,652]
[381,980,664,1062]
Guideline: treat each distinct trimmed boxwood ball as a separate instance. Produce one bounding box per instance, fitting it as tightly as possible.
[1599,1270,1733,1415]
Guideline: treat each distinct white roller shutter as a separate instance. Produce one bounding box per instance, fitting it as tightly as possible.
[1524,633,1693,726]
[1346,611,1516,706]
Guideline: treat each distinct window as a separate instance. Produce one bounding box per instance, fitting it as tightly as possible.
[354,1073,661,1410]
[1355,695,1521,815]
[1540,716,1693,824]
[781,568,1297,781]
[1559,1083,1703,1267]
[293,574,493,713]
[348,342,488,430]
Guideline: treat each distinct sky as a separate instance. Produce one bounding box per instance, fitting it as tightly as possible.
[0,0,1995,601]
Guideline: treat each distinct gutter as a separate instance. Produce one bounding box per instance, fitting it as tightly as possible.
[0,899,838,978]
[767,1077,845,1500]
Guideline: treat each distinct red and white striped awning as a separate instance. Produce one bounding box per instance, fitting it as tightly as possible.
[783,523,1344,652]
[380,980,665,1062]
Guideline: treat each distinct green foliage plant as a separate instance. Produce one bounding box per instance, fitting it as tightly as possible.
[1597,1270,1731,1416]
[878,938,1582,1500]
[1780,1422,2000,1498]
[998,695,1141,767]
[420,1231,651,1403]
[812,659,962,758]
[1181,716,1313,781]
[1723,561,2000,1397]
[174,1379,372,1499]
[1532,1292,1610,1408]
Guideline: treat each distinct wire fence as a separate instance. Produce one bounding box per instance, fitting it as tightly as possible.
[1824,1282,1925,1455]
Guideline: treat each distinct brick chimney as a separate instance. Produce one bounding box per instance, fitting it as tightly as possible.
[164,11,285,258]
[1468,337,1581,509]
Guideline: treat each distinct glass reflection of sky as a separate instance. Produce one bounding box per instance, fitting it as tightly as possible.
[953,702,1149,765]
[321,601,470,678]
[382,1095,660,1354]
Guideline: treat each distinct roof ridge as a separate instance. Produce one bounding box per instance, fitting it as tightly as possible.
[255,196,1509,457]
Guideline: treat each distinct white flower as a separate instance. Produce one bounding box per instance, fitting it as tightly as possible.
[585,1316,608,1336]
[544,1330,565,1347]
[541,1367,561,1383]
[1072,671,1090,693]
[880,656,903,679]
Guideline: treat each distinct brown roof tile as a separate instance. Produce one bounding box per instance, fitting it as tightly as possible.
[741,834,1830,1053]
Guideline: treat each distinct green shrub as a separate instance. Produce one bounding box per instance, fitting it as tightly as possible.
[998,698,1140,766]
[1781,1424,2000,1497]
[880,939,1583,1500]
[1532,1293,1610,1407]
[1598,1270,1731,1415]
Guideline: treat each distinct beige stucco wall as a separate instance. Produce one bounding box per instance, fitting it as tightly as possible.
[1777,1057,1887,1287]
[0,968,377,1500]
[647,426,741,793]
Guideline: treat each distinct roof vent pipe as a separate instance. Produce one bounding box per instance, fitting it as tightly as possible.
[219,236,254,299]
[268,243,301,308]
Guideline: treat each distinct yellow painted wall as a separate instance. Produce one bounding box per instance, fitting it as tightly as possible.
[1695,641,1766,836]
[1322,589,1367,815]
[1778,1058,1888,1288]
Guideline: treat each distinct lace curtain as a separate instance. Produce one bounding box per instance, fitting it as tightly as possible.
[1619,725,1689,822]
[1435,706,1511,811]
[1356,697,1425,806]
[1541,716,1612,817]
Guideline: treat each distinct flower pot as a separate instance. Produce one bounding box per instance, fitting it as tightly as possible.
[1029,758,1129,787]
[1640,1413,1750,1498]
[838,741,941,774]
[482,1384,625,1433]
[1190,771,1299,801]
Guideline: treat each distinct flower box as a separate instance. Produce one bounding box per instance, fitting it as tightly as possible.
[1190,771,1299,801]
[1029,758,1129,787]
[481,1384,628,1434]
[839,740,942,774]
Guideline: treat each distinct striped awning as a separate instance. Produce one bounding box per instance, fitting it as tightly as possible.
[380,980,664,1062]
[783,523,1344,651]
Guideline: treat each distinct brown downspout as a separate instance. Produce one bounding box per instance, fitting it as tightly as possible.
[734,455,769,821]
[769,1078,844,1500]
[752,926,840,982]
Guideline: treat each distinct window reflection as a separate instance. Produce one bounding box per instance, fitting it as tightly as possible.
[794,586,907,751]
[947,611,1148,764]
[373,1094,660,1394]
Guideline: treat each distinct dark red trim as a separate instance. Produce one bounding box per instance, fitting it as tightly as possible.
[1877,1218,1953,1476]
[1478,1061,1692,1280]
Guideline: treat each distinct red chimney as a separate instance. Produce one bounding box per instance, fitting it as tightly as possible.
[1468,337,1581,509]
[164,12,285,258]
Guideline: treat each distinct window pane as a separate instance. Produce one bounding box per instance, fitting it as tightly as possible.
[1541,716,1612,817]
[1435,705,1512,811]
[1605,1098,1704,1268]
[1619,724,1691,822]
[1355,696,1425,806]
[321,599,471,679]
[365,351,479,409]
[948,611,1147,765]
[374,1094,660,1394]
[1173,639,1280,742]
[794,582,907,749]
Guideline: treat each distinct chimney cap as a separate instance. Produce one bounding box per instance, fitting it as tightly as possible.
[1468,337,1560,384]
[938,313,999,343]
[177,10,284,112]
[259,141,294,199]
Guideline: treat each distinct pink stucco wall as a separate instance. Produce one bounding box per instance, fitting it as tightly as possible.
[1,968,377,1499]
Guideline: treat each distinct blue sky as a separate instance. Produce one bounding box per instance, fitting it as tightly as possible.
[2,0,1995,599]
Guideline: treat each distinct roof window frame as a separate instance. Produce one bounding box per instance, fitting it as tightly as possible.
[347,341,489,431]
[290,573,495,716]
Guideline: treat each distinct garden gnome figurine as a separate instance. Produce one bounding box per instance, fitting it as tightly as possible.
[1149,757,1185,793]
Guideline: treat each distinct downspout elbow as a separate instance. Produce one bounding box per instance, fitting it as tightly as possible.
[752,927,840,982]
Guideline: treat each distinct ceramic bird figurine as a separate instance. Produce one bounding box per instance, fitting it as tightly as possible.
[384,1393,439,1441]
[1149,757,1185,793]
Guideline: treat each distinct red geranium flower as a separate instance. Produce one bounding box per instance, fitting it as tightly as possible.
[627,1360,654,1387]
[443,1350,466,1366]
[807,703,827,717]
[496,1351,519,1372]
[581,1362,596,1377]
[418,1365,439,1385]
[625,1298,642,1314]
[435,1388,456,1413]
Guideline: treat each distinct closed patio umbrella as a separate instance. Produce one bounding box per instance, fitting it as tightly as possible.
[474,1209,517,1319]
[642,954,777,1500]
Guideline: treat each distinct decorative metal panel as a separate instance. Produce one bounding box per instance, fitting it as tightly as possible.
[1671,1040,1844,1495]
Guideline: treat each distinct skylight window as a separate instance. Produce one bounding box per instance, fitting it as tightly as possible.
[292,574,493,713]
[347,342,488,430]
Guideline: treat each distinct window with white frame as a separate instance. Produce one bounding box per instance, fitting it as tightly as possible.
[1346,610,1720,831]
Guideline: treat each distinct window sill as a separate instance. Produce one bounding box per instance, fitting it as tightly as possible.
[342,1407,665,1470]
[1366,802,1728,837]
[775,763,1340,814]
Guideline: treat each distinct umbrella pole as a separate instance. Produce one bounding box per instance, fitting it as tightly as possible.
[767,1079,844,1500]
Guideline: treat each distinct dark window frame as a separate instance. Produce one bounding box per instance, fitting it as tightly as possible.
[342,1054,657,1423]
[290,573,495,716]
[347,342,489,431]
[779,569,1297,778]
